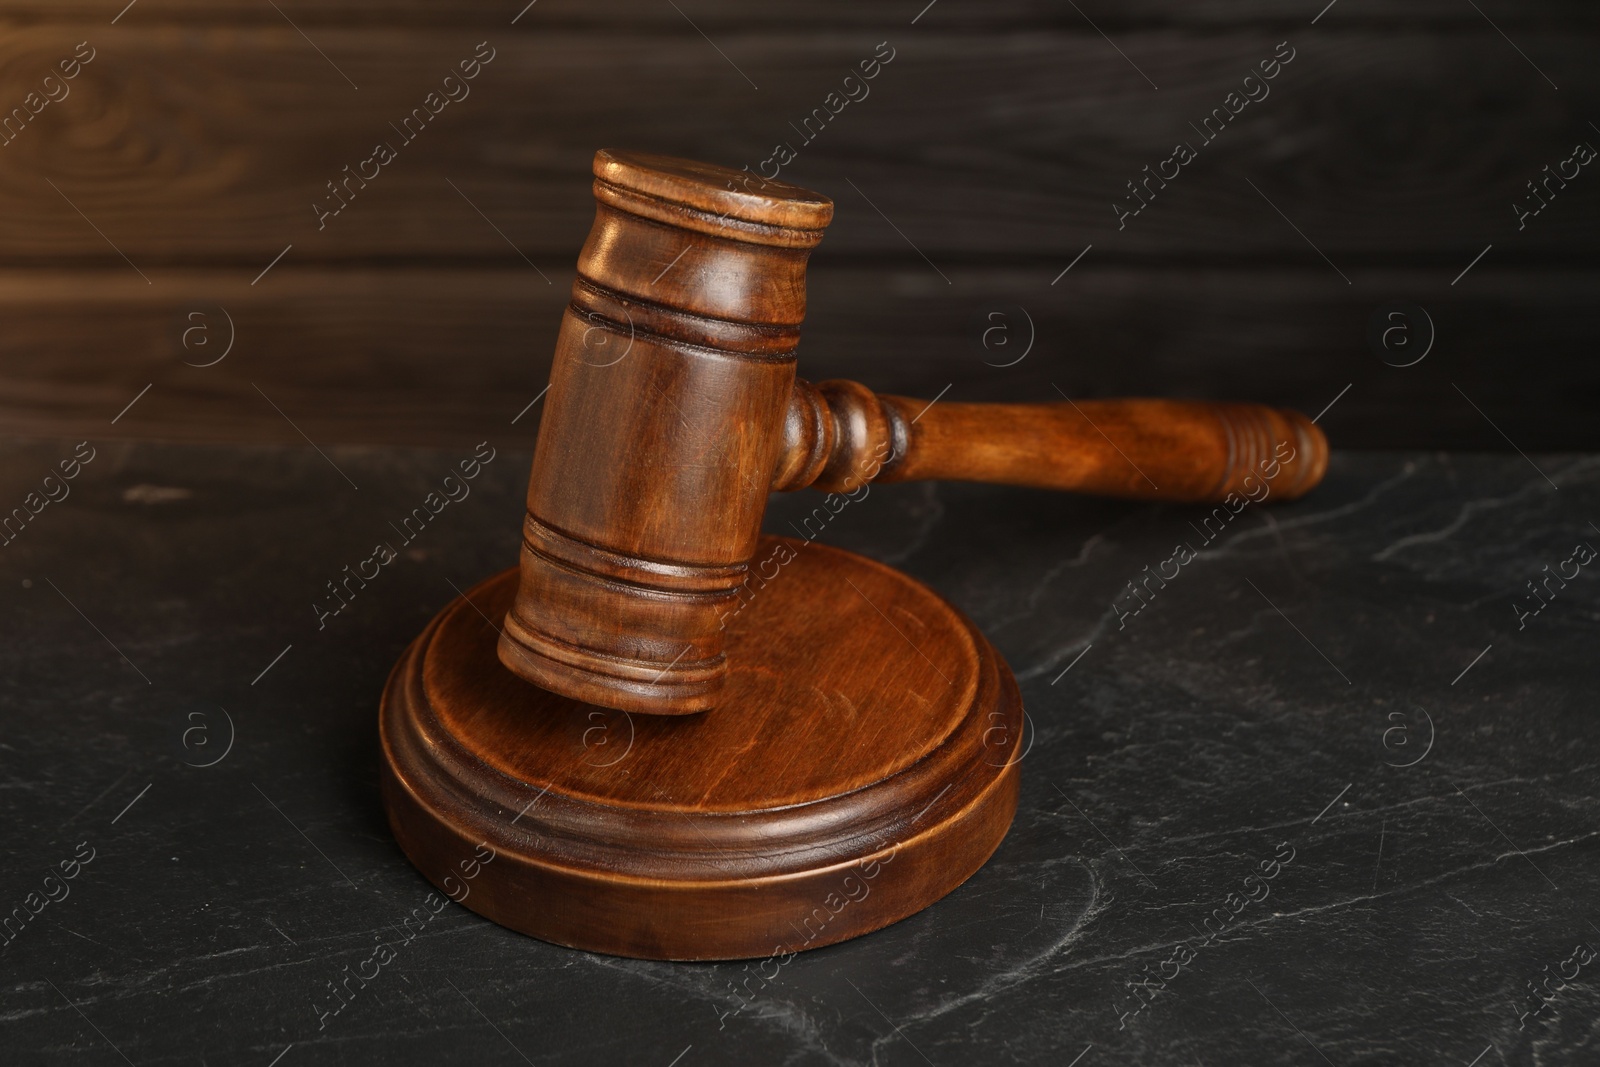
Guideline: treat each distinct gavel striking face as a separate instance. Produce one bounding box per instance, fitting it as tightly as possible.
[496,149,1328,715]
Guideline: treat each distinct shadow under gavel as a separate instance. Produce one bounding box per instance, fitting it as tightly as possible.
[498,149,1329,715]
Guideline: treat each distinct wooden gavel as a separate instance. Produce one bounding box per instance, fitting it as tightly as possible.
[497,150,1328,715]
[380,148,1333,960]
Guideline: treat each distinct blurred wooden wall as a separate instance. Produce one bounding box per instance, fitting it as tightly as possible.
[1,0,1596,450]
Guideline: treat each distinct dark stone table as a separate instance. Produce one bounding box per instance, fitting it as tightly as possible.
[3,439,1597,1066]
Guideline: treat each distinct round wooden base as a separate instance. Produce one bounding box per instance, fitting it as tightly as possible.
[379,536,1023,960]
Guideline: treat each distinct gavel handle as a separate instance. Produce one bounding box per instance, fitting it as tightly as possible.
[771,379,1329,503]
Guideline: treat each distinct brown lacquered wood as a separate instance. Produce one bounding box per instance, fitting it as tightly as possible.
[880,397,1327,501]
[381,538,1022,960]
[774,381,1328,502]
[497,150,831,717]
[381,148,1335,958]
[494,150,1330,717]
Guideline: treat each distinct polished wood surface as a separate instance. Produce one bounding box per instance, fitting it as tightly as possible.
[496,149,1328,717]
[382,538,1022,960]
[497,150,831,716]
[385,148,1328,959]
[777,379,1326,501]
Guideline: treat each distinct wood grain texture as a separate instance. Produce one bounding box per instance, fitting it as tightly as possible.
[5,1,1593,450]
[497,150,830,715]
[775,382,1328,502]
[0,28,1594,260]
[380,545,1022,960]
[3,266,1591,450]
[13,0,1597,27]
[492,150,1329,718]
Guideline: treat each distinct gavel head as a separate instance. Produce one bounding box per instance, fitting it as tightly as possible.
[496,149,837,716]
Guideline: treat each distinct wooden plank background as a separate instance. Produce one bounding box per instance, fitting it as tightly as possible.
[1,0,1595,450]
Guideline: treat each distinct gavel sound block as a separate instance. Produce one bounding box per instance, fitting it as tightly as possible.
[379,150,1329,960]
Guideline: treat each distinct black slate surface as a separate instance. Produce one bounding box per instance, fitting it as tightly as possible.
[2,438,1598,1066]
